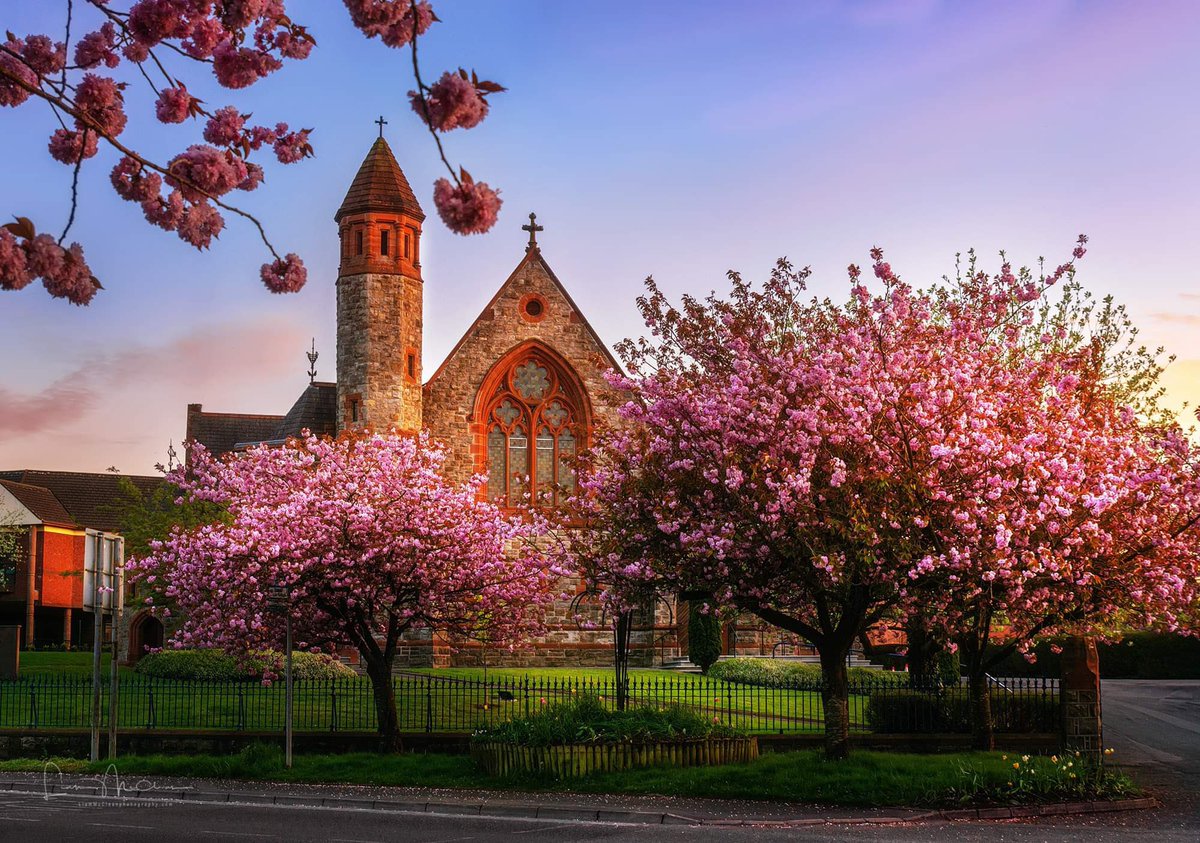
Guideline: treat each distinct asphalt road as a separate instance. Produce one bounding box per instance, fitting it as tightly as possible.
[3,680,1197,843]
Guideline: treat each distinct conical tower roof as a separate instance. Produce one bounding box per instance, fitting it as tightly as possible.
[335,136,425,222]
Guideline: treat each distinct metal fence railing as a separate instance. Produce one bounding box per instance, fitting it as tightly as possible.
[0,673,1060,735]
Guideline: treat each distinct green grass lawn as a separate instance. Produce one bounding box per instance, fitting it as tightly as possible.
[4,655,848,734]
[0,746,1140,808]
[18,651,137,680]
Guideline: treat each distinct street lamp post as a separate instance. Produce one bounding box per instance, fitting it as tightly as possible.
[265,584,293,768]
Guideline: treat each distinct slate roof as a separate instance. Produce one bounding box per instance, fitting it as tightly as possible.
[271,382,338,441]
[0,471,162,532]
[186,404,284,460]
[335,136,425,222]
[0,478,77,527]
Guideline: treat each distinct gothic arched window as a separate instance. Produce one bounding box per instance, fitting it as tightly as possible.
[482,350,583,507]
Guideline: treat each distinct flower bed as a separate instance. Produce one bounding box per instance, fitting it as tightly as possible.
[472,736,759,777]
[470,695,756,777]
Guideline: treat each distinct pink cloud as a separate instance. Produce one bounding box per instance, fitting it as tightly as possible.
[0,318,308,471]
[1150,312,1200,326]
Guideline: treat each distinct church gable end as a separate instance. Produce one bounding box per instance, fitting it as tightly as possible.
[423,248,623,486]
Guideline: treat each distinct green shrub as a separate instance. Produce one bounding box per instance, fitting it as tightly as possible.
[687,601,722,674]
[707,657,908,691]
[135,648,354,681]
[472,695,744,747]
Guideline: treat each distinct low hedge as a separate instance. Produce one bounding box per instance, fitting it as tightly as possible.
[472,695,744,747]
[866,689,1060,733]
[135,648,355,681]
[707,657,909,691]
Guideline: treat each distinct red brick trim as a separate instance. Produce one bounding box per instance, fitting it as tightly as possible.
[469,340,594,501]
[518,292,549,323]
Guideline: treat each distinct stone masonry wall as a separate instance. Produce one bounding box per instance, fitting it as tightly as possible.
[336,271,423,434]
[422,249,624,485]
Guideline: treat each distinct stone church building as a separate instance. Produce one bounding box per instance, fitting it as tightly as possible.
[185,135,782,667]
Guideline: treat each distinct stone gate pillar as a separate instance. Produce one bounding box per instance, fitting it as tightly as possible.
[1060,636,1102,762]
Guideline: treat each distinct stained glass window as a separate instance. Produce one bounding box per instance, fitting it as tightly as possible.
[513,362,550,402]
[483,353,585,508]
[508,426,528,505]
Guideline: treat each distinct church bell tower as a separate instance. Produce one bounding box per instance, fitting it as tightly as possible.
[335,129,425,434]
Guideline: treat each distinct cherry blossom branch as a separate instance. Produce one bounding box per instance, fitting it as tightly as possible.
[408,0,459,187]
[0,62,282,260]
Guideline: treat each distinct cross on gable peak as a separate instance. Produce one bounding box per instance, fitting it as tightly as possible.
[522,212,544,252]
[375,115,388,138]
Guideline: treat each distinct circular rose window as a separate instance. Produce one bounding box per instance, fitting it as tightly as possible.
[519,293,548,322]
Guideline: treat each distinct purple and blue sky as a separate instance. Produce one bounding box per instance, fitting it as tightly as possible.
[1,0,1197,473]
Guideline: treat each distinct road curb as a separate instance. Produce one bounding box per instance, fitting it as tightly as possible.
[0,778,1160,827]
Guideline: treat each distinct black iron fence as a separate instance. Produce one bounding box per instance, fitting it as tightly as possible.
[0,673,1059,735]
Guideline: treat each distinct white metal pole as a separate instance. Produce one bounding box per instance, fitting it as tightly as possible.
[89,533,102,762]
[107,542,120,760]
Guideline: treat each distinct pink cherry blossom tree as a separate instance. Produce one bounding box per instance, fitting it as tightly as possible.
[901,259,1200,748]
[129,430,558,751]
[570,239,1199,759]
[0,1,505,305]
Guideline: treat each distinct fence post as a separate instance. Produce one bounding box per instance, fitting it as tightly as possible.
[236,686,246,732]
[28,683,37,730]
[1060,636,1102,763]
[330,684,338,733]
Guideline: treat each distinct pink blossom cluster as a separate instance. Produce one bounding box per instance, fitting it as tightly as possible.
[260,253,307,293]
[0,224,98,305]
[433,175,502,235]
[344,0,435,48]
[410,70,493,132]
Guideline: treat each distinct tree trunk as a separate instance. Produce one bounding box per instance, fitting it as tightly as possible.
[906,617,931,687]
[968,672,995,751]
[363,655,403,752]
[819,646,852,760]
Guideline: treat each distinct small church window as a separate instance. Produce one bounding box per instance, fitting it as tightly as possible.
[381,230,390,256]
[355,230,364,256]
[406,353,416,379]
[349,397,361,424]
[404,232,411,259]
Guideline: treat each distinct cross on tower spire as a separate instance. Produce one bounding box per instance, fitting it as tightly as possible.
[522,212,544,252]
[375,115,388,138]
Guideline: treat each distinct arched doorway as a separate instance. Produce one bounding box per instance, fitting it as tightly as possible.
[127,611,164,665]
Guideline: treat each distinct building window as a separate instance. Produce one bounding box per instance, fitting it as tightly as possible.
[355,230,364,256]
[404,232,411,259]
[406,353,416,379]
[484,355,581,507]
[380,229,390,256]
[349,396,361,424]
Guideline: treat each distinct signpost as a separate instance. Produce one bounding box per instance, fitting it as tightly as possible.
[84,530,123,762]
[265,584,293,768]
